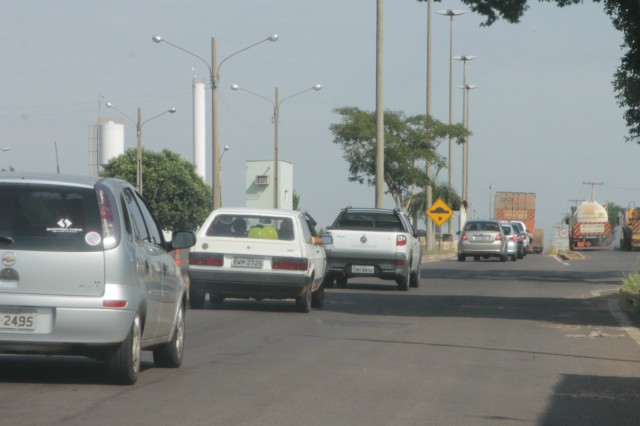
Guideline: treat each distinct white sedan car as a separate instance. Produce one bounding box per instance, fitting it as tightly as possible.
[188,208,329,313]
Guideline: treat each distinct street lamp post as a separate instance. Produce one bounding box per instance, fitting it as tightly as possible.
[105,102,176,194]
[488,184,494,218]
[219,145,230,206]
[231,83,321,208]
[462,83,477,210]
[152,33,278,210]
[453,55,476,204]
[0,147,10,171]
[436,8,466,233]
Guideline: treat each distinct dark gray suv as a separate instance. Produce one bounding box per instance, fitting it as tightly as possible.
[0,173,196,384]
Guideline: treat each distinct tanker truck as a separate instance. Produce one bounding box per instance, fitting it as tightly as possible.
[569,201,612,250]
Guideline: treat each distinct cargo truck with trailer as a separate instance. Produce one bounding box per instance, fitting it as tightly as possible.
[494,192,540,253]
[620,205,640,251]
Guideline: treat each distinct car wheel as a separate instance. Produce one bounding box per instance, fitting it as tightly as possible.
[474,256,480,261]
[409,271,420,288]
[511,254,517,261]
[396,275,409,291]
[500,254,507,262]
[189,285,206,309]
[336,275,347,288]
[105,313,141,385]
[210,294,225,304]
[153,303,185,368]
[458,254,465,262]
[311,282,324,309]
[517,248,524,259]
[296,285,312,313]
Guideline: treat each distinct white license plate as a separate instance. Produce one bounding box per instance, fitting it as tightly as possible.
[351,265,375,274]
[0,309,37,330]
[232,257,264,268]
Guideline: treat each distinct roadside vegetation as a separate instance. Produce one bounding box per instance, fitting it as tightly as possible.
[620,271,640,314]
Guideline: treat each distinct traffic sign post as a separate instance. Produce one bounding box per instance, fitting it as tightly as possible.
[426,199,454,250]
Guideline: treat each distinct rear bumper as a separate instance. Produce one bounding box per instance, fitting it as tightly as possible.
[325,253,409,280]
[0,306,135,354]
[189,269,309,298]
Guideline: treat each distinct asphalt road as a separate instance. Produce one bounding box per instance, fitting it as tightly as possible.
[2,250,640,425]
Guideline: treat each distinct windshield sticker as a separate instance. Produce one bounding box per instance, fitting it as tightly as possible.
[46,218,83,234]
[85,232,101,246]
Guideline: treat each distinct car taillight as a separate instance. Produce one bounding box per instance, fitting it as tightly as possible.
[396,235,407,246]
[509,236,517,242]
[95,186,119,250]
[189,253,224,267]
[273,257,308,271]
[461,232,468,241]
[495,234,503,241]
[103,300,128,309]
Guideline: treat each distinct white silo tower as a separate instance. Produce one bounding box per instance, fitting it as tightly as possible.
[193,77,206,179]
[98,118,125,167]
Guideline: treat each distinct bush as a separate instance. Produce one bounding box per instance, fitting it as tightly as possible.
[622,272,640,295]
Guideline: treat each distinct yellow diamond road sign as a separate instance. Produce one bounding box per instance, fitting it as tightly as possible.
[426,198,453,227]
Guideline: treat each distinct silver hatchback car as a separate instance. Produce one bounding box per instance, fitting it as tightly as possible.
[457,219,508,262]
[0,173,196,384]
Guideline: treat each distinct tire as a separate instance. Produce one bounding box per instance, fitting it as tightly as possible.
[500,254,507,262]
[396,275,409,291]
[296,285,312,313]
[510,254,517,261]
[189,285,206,309]
[153,304,185,368]
[311,282,325,309]
[409,271,420,288]
[336,275,347,288]
[517,248,524,259]
[474,256,480,261]
[210,294,225,304]
[105,313,141,385]
[458,254,465,262]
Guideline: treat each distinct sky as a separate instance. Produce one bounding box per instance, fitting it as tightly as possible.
[0,0,633,248]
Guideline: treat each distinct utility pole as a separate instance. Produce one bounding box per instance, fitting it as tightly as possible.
[583,181,604,201]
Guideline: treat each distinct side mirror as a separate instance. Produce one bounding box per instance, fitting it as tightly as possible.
[417,229,427,238]
[171,230,196,249]
[321,235,333,245]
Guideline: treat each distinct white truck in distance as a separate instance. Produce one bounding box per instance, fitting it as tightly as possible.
[323,207,423,291]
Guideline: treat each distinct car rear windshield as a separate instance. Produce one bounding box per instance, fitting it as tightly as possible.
[332,212,403,231]
[0,183,103,252]
[206,214,295,241]
[465,222,501,232]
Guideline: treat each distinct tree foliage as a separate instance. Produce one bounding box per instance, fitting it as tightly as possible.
[418,0,640,142]
[330,107,467,210]
[100,148,212,231]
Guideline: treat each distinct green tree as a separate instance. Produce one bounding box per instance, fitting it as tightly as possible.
[330,107,467,210]
[293,191,301,211]
[417,0,640,142]
[100,148,212,231]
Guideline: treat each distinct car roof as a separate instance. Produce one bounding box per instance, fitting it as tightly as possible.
[212,207,301,217]
[0,172,119,188]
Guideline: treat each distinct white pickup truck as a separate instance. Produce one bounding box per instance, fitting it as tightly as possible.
[323,207,423,291]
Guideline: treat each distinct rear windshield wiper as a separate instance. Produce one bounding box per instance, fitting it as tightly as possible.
[0,236,15,244]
